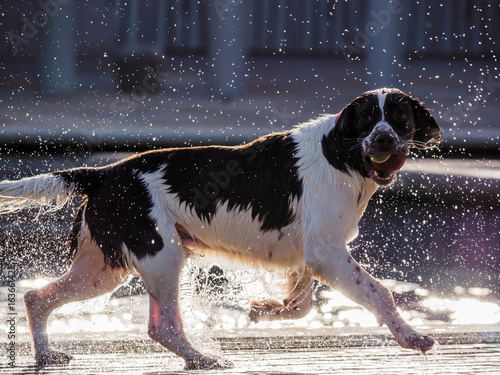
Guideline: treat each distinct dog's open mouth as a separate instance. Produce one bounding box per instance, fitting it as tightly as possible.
[364,153,407,186]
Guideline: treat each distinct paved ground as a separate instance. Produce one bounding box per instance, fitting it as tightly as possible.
[1,278,500,374]
[2,339,500,374]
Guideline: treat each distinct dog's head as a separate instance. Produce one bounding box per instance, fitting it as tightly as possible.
[322,88,443,186]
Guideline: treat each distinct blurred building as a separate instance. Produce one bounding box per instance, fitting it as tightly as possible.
[1,0,498,94]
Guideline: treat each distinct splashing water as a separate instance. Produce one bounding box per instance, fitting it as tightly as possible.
[2,263,497,342]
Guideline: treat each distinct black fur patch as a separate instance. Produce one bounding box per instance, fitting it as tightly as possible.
[56,132,302,266]
[56,162,164,268]
[85,165,164,267]
[322,93,381,177]
[54,167,107,196]
[162,132,303,231]
[64,203,85,265]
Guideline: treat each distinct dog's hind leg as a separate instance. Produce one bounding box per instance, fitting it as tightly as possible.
[249,266,314,323]
[23,229,127,366]
[134,224,233,370]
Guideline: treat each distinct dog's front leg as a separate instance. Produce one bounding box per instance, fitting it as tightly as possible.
[305,242,434,353]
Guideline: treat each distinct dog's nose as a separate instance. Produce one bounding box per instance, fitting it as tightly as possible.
[375,133,395,149]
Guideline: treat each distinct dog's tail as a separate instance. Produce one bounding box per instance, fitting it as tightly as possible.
[0,167,106,214]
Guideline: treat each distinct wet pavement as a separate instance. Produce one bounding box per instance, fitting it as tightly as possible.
[1,275,500,374]
[2,344,500,374]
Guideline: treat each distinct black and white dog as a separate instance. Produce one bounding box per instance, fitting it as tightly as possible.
[0,88,442,369]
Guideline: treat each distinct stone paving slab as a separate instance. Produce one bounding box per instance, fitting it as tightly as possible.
[2,344,500,374]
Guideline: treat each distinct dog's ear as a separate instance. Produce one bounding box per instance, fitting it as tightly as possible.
[321,102,361,174]
[321,110,345,172]
[410,98,443,149]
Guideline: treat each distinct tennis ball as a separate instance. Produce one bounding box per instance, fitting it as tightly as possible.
[370,153,391,163]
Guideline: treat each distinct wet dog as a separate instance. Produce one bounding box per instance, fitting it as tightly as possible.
[0,88,442,369]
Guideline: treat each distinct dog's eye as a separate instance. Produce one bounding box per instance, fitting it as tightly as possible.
[393,111,406,122]
[360,113,373,123]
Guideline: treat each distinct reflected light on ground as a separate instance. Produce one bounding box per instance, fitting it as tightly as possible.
[47,314,130,334]
[17,277,52,289]
[422,297,500,325]
[338,309,378,327]
[5,276,500,336]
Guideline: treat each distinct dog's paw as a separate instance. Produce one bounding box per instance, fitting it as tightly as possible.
[397,333,435,354]
[185,355,233,370]
[249,299,284,322]
[35,350,73,366]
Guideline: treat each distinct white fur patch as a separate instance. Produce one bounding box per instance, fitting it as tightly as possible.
[377,92,388,121]
[0,174,74,214]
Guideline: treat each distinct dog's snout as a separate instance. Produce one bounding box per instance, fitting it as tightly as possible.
[375,133,395,147]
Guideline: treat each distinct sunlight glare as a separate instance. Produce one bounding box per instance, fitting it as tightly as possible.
[422,297,500,325]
